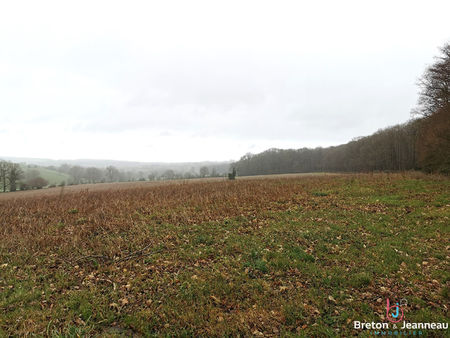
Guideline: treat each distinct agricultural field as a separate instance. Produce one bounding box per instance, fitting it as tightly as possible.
[35,167,71,186]
[0,173,448,336]
[20,166,71,187]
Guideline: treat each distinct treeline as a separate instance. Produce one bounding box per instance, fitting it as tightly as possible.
[233,120,420,175]
[52,164,226,185]
[0,161,229,192]
[233,43,450,176]
[0,161,24,192]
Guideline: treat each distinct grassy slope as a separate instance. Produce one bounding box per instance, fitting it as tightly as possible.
[37,167,71,186]
[0,173,448,336]
[23,167,71,186]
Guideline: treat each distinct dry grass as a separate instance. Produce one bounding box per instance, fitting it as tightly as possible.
[0,172,448,336]
[0,173,329,201]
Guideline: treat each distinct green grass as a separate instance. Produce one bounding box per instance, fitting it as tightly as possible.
[37,167,70,186]
[22,166,71,186]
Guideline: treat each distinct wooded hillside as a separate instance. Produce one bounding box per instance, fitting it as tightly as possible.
[233,44,450,176]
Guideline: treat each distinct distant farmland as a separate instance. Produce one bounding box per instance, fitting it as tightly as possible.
[19,165,71,187]
[0,173,448,336]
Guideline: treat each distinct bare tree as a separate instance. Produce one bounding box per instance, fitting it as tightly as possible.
[417,104,450,173]
[0,161,8,192]
[7,163,23,192]
[414,43,450,117]
[105,165,120,182]
[199,166,209,178]
[27,176,49,189]
[69,165,85,184]
[162,169,175,180]
[85,167,103,183]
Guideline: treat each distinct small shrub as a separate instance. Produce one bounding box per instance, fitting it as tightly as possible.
[26,176,49,189]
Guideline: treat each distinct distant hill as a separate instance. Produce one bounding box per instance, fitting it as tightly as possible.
[1,156,233,179]
[0,156,232,170]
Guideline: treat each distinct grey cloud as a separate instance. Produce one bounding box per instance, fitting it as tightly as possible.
[1,1,449,162]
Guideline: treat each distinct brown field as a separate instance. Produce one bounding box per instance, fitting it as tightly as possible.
[0,173,331,201]
[0,172,448,336]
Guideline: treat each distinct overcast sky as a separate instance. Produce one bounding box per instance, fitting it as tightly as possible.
[1,1,449,162]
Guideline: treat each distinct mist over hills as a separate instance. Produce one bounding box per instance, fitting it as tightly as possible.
[0,156,233,188]
[0,156,232,172]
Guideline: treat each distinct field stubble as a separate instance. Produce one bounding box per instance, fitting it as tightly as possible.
[0,172,448,336]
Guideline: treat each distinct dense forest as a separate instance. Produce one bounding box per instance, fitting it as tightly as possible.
[233,43,450,176]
